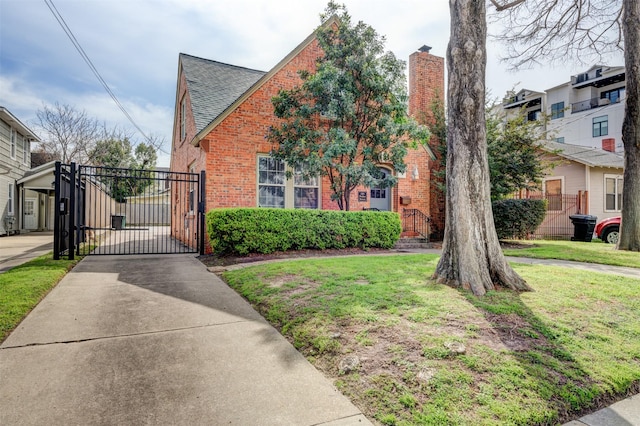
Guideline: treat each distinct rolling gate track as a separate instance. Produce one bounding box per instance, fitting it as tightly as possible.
[53,162,205,259]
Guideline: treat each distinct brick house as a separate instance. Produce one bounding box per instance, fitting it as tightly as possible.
[170,22,445,251]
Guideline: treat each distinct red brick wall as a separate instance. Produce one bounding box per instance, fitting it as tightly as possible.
[203,40,322,210]
[170,69,207,249]
[172,39,447,251]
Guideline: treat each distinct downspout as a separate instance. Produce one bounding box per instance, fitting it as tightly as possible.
[584,165,590,214]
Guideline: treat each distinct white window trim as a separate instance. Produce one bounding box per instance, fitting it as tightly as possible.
[7,183,14,216]
[10,128,17,160]
[257,154,320,209]
[23,138,30,165]
[604,174,623,213]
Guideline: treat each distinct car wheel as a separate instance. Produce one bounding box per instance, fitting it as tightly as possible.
[602,227,620,244]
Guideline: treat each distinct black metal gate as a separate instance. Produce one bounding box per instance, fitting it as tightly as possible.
[54,162,205,259]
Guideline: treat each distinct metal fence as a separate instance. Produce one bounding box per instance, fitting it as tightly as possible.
[510,193,587,240]
[54,162,205,258]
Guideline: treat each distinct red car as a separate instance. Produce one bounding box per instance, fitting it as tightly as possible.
[595,216,621,244]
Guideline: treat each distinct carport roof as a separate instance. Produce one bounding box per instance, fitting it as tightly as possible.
[17,160,56,186]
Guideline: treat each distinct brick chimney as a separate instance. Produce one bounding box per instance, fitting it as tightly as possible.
[409,45,445,126]
[408,46,446,240]
[602,138,615,152]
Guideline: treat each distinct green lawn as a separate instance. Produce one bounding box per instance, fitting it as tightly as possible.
[503,239,640,268]
[0,254,79,342]
[222,254,640,425]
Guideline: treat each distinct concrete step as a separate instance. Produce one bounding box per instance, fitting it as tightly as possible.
[394,238,431,250]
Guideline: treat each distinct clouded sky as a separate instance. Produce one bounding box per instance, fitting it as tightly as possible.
[0,0,625,166]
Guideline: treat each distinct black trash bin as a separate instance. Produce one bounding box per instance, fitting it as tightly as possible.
[111,214,126,230]
[569,214,597,242]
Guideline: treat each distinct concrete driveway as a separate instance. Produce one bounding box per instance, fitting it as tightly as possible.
[0,254,371,425]
[0,231,54,273]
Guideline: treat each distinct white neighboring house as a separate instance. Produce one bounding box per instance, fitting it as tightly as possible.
[1,107,40,236]
[539,140,624,222]
[16,161,58,233]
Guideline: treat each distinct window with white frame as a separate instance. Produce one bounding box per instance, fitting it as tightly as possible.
[258,155,319,209]
[604,174,623,212]
[7,183,14,215]
[550,102,564,119]
[10,128,16,159]
[23,138,30,165]
[294,167,319,209]
[592,116,608,137]
[258,156,286,208]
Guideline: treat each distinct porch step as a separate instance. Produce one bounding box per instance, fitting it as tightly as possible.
[394,237,432,250]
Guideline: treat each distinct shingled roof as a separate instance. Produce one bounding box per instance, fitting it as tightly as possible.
[539,140,624,169]
[179,53,266,134]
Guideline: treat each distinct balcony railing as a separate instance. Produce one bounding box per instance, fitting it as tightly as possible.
[571,96,622,114]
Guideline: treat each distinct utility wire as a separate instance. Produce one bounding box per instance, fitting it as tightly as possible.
[44,0,169,155]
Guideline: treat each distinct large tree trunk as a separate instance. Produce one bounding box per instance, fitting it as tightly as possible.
[618,0,640,251]
[432,0,532,296]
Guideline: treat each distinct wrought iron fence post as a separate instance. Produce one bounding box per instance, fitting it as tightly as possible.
[53,161,61,260]
[68,162,76,260]
[199,170,206,256]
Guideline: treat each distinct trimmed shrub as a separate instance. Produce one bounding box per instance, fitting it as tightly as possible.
[492,199,546,240]
[206,208,402,255]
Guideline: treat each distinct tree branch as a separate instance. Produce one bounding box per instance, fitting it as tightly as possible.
[489,0,528,12]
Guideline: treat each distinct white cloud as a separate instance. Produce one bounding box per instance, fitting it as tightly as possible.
[1,0,625,170]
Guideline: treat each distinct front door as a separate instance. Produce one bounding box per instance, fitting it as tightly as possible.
[24,198,37,230]
[369,168,391,211]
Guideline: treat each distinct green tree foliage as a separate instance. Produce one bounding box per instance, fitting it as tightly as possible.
[429,98,549,200]
[486,106,550,200]
[88,138,157,202]
[267,2,429,210]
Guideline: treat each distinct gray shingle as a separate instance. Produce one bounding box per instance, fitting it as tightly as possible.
[180,53,266,134]
[539,140,624,169]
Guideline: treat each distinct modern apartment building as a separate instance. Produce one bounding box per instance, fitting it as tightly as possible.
[502,65,626,153]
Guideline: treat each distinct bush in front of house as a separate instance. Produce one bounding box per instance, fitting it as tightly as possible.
[492,199,546,240]
[206,208,402,255]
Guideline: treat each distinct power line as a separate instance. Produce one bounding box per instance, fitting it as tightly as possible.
[43,0,169,155]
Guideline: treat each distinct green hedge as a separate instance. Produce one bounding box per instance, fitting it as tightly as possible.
[206,208,402,255]
[493,199,547,240]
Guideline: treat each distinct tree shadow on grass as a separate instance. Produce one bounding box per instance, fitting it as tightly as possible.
[460,288,639,424]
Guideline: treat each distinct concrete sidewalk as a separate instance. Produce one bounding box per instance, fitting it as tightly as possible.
[0,254,371,425]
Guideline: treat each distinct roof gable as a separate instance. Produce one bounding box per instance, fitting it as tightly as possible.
[190,16,339,146]
[179,54,266,134]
